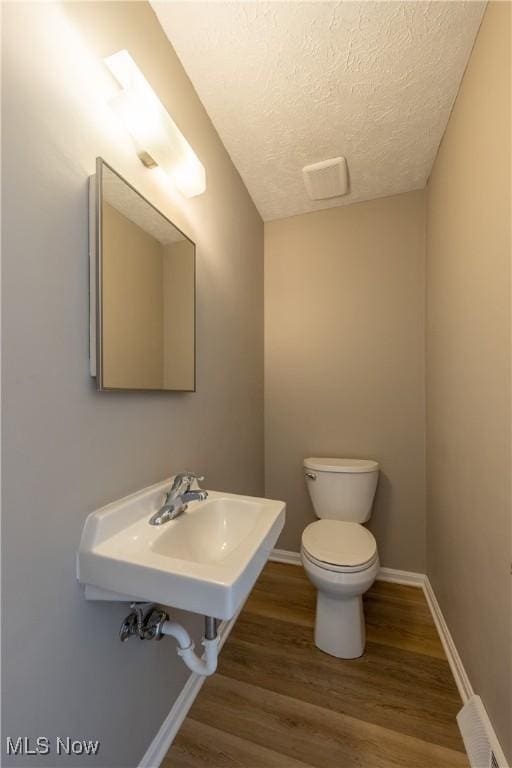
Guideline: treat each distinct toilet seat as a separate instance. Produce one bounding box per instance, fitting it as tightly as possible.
[302,520,377,573]
[302,547,379,574]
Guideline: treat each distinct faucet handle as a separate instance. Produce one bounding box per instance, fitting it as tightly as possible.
[169,472,204,496]
[182,472,204,490]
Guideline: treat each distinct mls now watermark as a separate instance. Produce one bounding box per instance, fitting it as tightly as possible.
[6,737,100,757]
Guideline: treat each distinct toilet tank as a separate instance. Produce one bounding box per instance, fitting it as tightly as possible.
[304,457,379,523]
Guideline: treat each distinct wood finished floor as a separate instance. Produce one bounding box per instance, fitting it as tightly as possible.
[164,562,468,768]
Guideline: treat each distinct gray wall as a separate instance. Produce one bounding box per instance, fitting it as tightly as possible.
[1,2,263,765]
[426,2,511,759]
[264,191,426,571]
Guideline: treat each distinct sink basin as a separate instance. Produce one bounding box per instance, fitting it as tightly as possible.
[77,479,285,620]
[151,498,261,564]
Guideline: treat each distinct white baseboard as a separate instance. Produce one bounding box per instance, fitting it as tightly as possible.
[423,576,474,703]
[270,548,302,566]
[378,566,426,586]
[270,549,425,587]
[138,613,238,768]
[139,672,203,768]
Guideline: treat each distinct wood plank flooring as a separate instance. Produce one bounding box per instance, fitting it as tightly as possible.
[164,562,468,768]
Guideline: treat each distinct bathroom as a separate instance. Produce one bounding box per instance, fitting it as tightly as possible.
[1,1,511,767]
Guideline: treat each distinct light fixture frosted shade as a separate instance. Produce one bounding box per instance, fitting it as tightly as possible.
[105,50,206,198]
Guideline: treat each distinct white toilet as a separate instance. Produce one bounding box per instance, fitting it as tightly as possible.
[301,457,380,659]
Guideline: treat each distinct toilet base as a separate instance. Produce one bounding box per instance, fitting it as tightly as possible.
[315,591,366,658]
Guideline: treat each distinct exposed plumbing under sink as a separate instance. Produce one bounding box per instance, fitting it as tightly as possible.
[120,603,219,677]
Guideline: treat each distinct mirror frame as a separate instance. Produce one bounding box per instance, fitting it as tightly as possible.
[89,157,196,392]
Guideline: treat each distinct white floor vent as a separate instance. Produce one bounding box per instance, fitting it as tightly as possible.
[457,696,509,768]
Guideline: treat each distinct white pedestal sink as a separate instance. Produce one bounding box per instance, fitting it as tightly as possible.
[77,479,285,620]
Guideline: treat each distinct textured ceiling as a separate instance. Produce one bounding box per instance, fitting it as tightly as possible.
[152,1,485,221]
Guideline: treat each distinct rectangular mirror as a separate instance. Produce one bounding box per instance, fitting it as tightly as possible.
[89,158,195,391]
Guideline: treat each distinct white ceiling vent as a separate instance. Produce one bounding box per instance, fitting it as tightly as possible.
[302,157,348,201]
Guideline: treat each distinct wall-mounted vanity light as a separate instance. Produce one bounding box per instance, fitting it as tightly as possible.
[104,50,206,198]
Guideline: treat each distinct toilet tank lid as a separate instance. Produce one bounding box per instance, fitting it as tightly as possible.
[304,457,379,473]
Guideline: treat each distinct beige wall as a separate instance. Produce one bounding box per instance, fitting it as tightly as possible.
[2,2,263,765]
[102,202,164,389]
[163,241,195,390]
[426,2,511,758]
[265,191,426,571]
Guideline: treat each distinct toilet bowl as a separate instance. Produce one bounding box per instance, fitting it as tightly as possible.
[301,457,380,659]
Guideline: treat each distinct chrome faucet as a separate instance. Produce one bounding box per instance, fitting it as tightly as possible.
[149,472,208,526]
